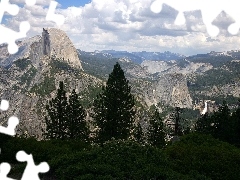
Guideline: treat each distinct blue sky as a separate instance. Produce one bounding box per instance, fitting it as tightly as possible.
[3,0,240,55]
[57,0,91,8]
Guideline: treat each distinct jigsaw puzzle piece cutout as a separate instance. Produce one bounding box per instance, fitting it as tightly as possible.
[46,1,65,26]
[0,116,19,136]
[0,162,16,180]
[150,0,226,37]
[151,0,201,25]
[223,0,240,35]
[0,0,19,23]
[0,100,9,111]
[16,151,50,180]
[0,21,30,54]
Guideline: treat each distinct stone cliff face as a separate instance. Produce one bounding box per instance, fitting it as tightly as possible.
[0,28,90,139]
[0,28,83,70]
[0,56,101,139]
[144,73,193,109]
[46,28,82,69]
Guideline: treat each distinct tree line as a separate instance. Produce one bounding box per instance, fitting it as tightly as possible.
[44,62,240,147]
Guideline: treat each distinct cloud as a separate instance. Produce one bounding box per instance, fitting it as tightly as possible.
[4,0,240,55]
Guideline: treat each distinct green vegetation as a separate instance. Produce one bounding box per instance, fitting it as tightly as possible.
[30,76,55,96]
[92,62,135,143]
[20,66,37,87]
[195,100,240,146]
[14,58,31,70]
[147,109,166,147]
[2,133,240,179]
[44,82,88,141]
[3,59,240,179]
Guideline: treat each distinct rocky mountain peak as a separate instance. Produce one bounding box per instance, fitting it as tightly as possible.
[0,28,82,70]
[42,28,82,69]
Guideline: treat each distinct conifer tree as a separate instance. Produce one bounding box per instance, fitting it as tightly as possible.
[195,113,213,134]
[93,62,135,143]
[212,101,232,142]
[67,89,89,141]
[147,109,165,147]
[45,81,68,139]
[132,121,145,144]
[232,99,240,146]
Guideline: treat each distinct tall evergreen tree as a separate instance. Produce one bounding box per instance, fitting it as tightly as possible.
[195,113,214,134]
[168,107,184,136]
[93,62,135,143]
[147,109,165,147]
[232,99,240,146]
[132,121,145,144]
[45,81,68,139]
[212,101,232,142]
[67,89,89,141]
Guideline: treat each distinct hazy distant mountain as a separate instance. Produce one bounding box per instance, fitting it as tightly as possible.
[0,28,240,139]
[79,50,185,64]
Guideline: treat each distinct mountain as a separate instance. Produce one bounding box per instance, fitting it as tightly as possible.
[0,28,240,138]
[80,50,185,64]
[0,28,82,69]
[0,28,101,138]
[79,48,240,113]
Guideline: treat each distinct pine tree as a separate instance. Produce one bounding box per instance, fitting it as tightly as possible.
[67,89,89,141]
[147,109,165,147]
[232,99,240,146]
[168,107,184,136]
[93,62,135,143]
[45,81,68,139]
[132,121,145,144]
[195,113,214,134]
[212,101,232,142]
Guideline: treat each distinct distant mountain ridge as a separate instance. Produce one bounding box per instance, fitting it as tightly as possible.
[78,50,185,64]
[0,28,240,139]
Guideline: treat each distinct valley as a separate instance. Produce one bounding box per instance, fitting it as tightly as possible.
[0,28,240,138]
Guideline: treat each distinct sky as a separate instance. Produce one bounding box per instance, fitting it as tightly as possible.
[3,0,240,56]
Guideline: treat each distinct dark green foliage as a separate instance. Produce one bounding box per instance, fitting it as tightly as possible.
[30,76,55,96]
[132,122,145,144]
[211,101,233,142]
[44,82,89,141]
[195,100,240,146]
[14,58,31,70]
[80,85,102,108]
[20,67,37,87]
[50,140,198,180]
[147,109,166,147]
[67,89,89,141]
[168,107,186,136]
[2,134,240,179]
[49,57,76,75]
[231,100,240,146]
[165,133,240,180]
[93,62,135,143]
[195,113,214,134]
[44,81,68,140]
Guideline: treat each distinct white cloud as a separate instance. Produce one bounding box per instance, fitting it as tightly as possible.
[4,0,240,55]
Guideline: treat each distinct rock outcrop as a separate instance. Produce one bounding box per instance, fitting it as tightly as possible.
[144,73,193,109]
[0,28,83,70]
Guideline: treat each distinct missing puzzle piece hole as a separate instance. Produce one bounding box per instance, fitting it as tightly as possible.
[0,100,9,111]
[228,23,240,35]
[0,116,19,136]
[206,25,219,37]
[150,0,162,13]
[174,12,186,25]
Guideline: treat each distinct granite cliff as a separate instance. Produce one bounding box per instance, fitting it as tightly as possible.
[0,29,98,138]
[0,28,82,70]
